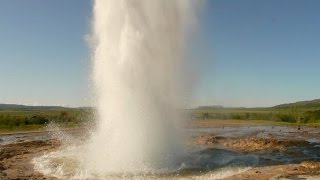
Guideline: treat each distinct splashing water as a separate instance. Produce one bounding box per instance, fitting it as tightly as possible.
[32,1,254,178]
[85,0,196,175]
[31,1,260,179]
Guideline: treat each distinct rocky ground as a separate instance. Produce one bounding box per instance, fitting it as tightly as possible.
[0,122,319,180]
[0,139,61,180]
[227,161,320,180]
[194,133,309,152]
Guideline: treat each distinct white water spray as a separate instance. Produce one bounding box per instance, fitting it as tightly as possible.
[32,2,255,179]
[85,0,196,175]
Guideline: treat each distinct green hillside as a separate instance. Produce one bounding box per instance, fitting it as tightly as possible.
[273,99,320,109]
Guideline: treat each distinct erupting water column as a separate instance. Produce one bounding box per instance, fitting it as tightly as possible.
[86,0,195,175]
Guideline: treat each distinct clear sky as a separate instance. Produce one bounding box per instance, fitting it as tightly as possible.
[1,0,320,107]
[0,0,91,106]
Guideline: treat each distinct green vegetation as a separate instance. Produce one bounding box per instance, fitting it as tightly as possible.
[193,100,320,126]
[1,99,320,132]
[0,106,93,132]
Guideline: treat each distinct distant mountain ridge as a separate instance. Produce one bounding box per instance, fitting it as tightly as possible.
[0,104,65,110]
[273,99,320,108]
[195,98,320,109]
[2,98,320,110]
[196,105,224,110]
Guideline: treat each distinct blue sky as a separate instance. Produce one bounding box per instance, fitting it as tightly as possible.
[1,0,320,107]
[0,0,91,106]
[193,0,320,107]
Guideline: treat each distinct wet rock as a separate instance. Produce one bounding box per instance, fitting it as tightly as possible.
[223,137,289,152]
[193,133,225,145]
[223,136,311,153]
[300,161,320,170]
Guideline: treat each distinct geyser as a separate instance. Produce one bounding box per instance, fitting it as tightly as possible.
[32,2,257,179]
[86,0,195,175]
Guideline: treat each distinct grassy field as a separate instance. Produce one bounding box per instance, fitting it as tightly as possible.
[191,119,320,128]
[0,107,93,133]
[192,105,320,126]
[1,99,320,133]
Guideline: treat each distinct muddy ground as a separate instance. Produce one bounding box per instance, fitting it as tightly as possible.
[0,121,319,179]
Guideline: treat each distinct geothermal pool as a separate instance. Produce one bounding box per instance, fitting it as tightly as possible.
[1,124,319,179]
[30,127,257,179]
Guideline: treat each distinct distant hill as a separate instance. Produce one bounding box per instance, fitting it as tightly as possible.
[194,99,320,110]
[0,104,66,110]
[273,99,320,109]
[3,98,320,111]
[196,105,224,110]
